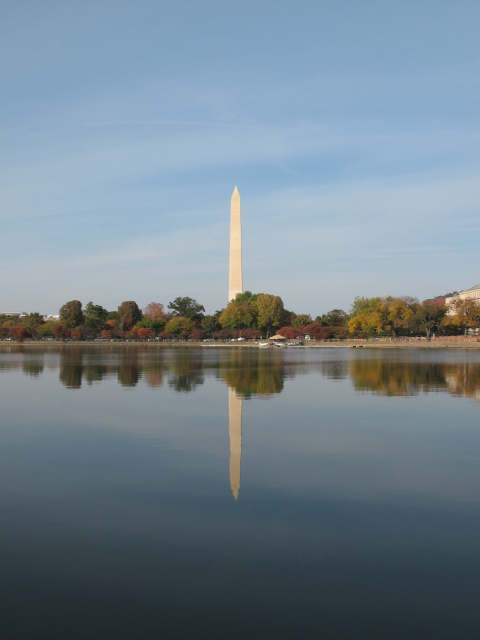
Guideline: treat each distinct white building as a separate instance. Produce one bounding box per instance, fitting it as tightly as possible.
[446,284,480,314]
[1,311,27,317]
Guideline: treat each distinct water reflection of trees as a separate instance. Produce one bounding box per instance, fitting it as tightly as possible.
[52,351,480,399]
[58,349,110,389]
[58,349,83,388]
[55,348,156,389]
[145,369,163,388]
[320,359,349,380]
[22,358,44,377]
[218,350,285,398]
[118,350,140,388]
[4,346,480,402]
[349,358,480,399]
[0,348,41,374]
[54,347,201,392]
[442,363,480,400]
[2,346,294,396]
[167,351,205,393]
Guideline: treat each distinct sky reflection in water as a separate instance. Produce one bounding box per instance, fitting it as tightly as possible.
[1,346,480,639]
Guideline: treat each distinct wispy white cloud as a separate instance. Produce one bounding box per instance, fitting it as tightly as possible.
[2,113,478,228]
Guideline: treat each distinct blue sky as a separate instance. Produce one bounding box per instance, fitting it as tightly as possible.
[1,1,479,315]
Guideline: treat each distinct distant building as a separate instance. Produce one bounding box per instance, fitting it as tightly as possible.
[445,284,480,314]
[0,311,27,317]
[422,293,457,307]
[458,284,480,302]
[42,315,60,322]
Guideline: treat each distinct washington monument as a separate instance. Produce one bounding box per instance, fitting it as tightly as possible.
[228,186,243,302]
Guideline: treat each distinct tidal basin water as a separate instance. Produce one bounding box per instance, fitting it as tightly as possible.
[1,346,480,639]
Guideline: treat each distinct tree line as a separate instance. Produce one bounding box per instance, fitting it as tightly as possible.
[1,292,478,342]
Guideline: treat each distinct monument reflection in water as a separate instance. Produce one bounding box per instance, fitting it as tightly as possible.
[1,345,480,639]
[228,387,242,500]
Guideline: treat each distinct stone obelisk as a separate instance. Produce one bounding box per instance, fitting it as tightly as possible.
[228,387,242,500]
[228,186,243,302]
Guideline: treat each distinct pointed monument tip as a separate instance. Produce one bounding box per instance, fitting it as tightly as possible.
[233,185,239,195]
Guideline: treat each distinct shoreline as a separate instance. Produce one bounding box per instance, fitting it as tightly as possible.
[2,339,480,350]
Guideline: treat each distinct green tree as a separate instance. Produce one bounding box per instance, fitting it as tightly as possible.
[37,321,58,338]
[448,298,480,337]
[168,297,205,321]
[233,291,258,303]
[84,302,108,333]
[291,314,312,328]
[255,294,284,337]
[164,316,195,337]
[118,301,142,331]
[414,301,447,339]
[136,316,166,335]
[21,312,45,338]
[201,313,221,336]
[348,296,415,338]
[281,309,296,327]
[318,309,348,326]
[348,297,385,336]
[349,296,382,318]
[219,301,256,330]
[60,300,83,329]
[384,296,416,338]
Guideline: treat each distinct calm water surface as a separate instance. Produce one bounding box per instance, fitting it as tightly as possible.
[1,346,480,639]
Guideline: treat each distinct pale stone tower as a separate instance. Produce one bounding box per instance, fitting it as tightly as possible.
[228,387,242,500]
[228,186,243,302]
